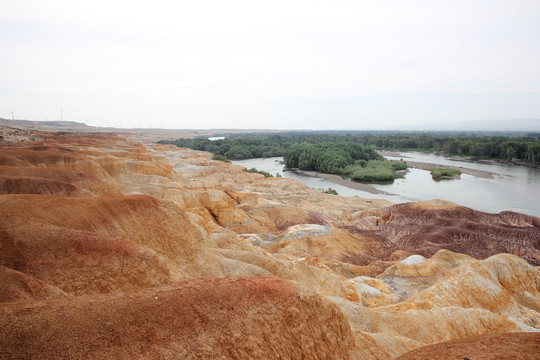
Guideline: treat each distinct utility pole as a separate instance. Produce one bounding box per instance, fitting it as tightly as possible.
[12,112,14,120]
[60,108,63,121]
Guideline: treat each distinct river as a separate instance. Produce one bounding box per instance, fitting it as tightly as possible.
[232,152,540,217]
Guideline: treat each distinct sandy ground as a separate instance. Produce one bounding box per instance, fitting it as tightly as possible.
[405,161,495,179]
[292,170,389,194]
[377,150,496,179]
[377,150,405,157]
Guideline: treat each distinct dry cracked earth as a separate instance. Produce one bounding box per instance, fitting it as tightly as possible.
[0,128,539,359]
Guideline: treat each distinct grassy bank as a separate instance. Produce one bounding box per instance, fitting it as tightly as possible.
[344,160,409,182]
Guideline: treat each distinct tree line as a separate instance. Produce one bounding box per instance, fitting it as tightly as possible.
[158,136,284,160]
[365,134,540,164]
[283,142,383,173]
[158,131,540,165]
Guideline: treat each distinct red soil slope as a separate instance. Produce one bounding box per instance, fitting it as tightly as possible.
[0,194,218,295]
[396,332,540,360]
[372,201,540,265]
[0,277,357,360]
[0,266,67,302]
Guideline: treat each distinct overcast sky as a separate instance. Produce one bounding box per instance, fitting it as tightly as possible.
[1,0,539,129]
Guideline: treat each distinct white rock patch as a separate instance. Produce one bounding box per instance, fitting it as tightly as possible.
[354,284,383,296]
[282,224,330,239]
[401,254,426,266]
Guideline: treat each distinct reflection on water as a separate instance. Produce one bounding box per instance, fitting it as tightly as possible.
[385,151,539,178]
[232,154,540,217]
[378,151,540,217]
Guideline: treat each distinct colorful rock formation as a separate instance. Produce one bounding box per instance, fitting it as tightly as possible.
[0,129,538,359]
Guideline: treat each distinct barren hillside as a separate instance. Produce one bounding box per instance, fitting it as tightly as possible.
[1,128,538,359]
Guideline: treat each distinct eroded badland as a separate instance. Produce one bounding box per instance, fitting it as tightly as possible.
[0,128,539,359]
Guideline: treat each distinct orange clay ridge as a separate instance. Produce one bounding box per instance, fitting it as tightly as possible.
[0,128,539,359]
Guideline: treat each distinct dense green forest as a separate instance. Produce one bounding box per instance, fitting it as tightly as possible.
[159,136,284,159]
[158,135,407,181]
[282,142,383,173]
[158,131,540,165]
[280,142,407,181]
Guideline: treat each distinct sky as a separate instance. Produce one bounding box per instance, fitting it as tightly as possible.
[1,0,540,130]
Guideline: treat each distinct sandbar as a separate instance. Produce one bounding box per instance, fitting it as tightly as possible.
[290,169,389,194]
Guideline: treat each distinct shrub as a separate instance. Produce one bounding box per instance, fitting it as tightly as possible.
[245,168,274,178]
[322,188,338,195]
[351,167,395,182]
[431,168,461,180]
[354,159,367,167]
[212,154,231,163]
[367,160,408,171]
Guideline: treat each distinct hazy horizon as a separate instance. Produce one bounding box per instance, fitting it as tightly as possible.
[4,117,540,133]
[2,1,540,130]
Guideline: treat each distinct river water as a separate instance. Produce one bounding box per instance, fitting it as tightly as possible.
[232,152,540,217]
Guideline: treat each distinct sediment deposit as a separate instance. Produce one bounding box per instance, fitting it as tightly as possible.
[1,129,539,359]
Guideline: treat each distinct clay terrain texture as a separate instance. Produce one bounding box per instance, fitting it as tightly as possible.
[0,127,539,359]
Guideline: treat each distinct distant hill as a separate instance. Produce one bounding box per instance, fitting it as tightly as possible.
[0,118,284,142]
[0,118,90,130]
[399,119,540,132]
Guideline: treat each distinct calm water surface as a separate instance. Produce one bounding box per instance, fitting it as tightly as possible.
[232,153,540,217]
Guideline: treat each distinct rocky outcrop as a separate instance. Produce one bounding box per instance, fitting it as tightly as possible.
[381,253,540,330]
[333,296,519,358]
[263,224,398,267]
[363,200,540,265]
[331,250,540,357]
[0,165,121,196]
